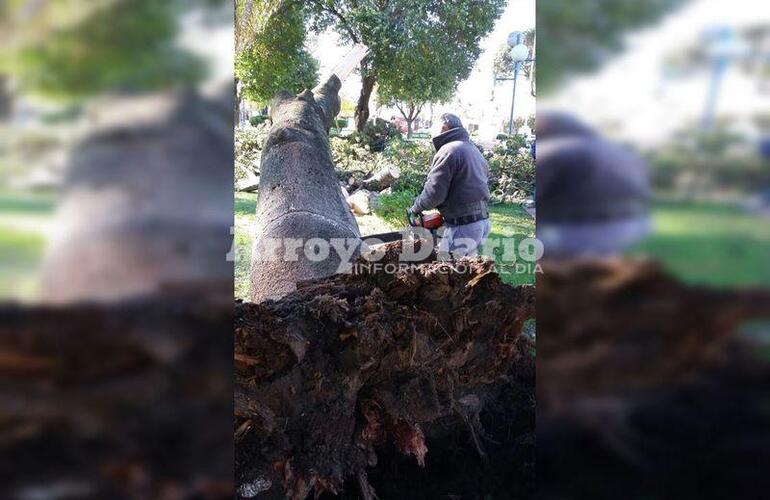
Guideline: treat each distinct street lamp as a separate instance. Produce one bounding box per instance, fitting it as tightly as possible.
[495,31,533,135]
[700,26,749,129]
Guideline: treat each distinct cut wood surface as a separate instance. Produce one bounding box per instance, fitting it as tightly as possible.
[346,188,378,215]
[349,165,400,193]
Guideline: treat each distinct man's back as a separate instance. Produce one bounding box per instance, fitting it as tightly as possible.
[413,126,490,220]
[412,114,492,257]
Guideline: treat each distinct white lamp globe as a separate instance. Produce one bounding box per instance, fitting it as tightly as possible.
[507,31,521,47]
[510,43,530,63]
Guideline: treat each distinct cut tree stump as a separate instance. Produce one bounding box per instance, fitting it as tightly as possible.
[346,189,379,215]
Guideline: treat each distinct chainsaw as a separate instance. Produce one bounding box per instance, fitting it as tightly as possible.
[363,209,444,243]
[406,209,444,230]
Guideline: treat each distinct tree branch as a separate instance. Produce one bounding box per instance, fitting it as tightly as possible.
[395,102,406,119]
[414,102,424,119]
[307,0,360,44]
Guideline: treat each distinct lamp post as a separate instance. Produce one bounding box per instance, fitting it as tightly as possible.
[700,26,748,130]
[494,31,532,135]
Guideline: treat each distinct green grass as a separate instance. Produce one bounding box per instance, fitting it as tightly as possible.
[631,199,770,287]
[234,192,258,300]
[0,228,46,298]
[484,203,537,286]
[0,190,56,214]
[0,190,54,300]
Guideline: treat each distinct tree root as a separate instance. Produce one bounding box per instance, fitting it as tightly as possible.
[235,247,535,498]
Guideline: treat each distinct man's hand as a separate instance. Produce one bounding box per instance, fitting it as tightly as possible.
[406,207,422,227]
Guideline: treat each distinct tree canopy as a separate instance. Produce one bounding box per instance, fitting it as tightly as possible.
[306,0,506,131]
[235,1,318,106]
[374,6,474,136]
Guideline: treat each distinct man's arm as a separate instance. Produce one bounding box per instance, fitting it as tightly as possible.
[411,152,453,213]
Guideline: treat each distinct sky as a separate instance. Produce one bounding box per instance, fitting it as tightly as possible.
[308,0,536,140]
[542,0,770,147]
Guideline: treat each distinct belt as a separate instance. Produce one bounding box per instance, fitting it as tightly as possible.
[444,211,489,226]
[441,200,489,226]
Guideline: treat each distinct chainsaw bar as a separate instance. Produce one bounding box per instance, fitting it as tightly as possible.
[361,231,405,243]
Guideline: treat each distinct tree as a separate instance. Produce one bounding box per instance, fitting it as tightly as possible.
[235,0,319,120]
[235,0,285,54]
[306,0,506,132]
[375,25,461,137]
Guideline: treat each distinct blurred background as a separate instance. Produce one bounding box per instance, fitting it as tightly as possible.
[537,1,770,498]
[539,0,770,285]
[0,0,233,303]
[0,2,235,498]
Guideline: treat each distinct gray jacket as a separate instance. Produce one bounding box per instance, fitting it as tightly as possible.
[411,127,490,221]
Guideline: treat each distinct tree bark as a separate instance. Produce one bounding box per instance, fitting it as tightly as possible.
[250,75,360,303]
[349,164,401,192]
[234,77,241,127]
[397,102,423,139]
[355,69,376,132]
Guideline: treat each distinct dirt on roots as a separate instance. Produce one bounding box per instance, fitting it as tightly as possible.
[235,243,536,499]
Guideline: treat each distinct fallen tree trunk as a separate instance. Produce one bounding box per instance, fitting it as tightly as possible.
[251,76,360,303]
[346,188,379,215]
[235,246,535,499]
[39,90,233,305]
[238,170,260,192]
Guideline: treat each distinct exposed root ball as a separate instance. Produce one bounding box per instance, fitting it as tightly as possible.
[235,254,534,499]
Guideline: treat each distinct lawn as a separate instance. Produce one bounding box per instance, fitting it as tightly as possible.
[0,189,56,301]
[234,192,258,300]
[631,199,770,287]
[483,202,537,286]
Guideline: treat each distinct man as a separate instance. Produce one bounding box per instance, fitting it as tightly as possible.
[536,111,650,256]
[411,113,491,257]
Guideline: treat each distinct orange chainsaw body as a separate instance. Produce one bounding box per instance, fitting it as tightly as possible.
[408,210,444,230]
